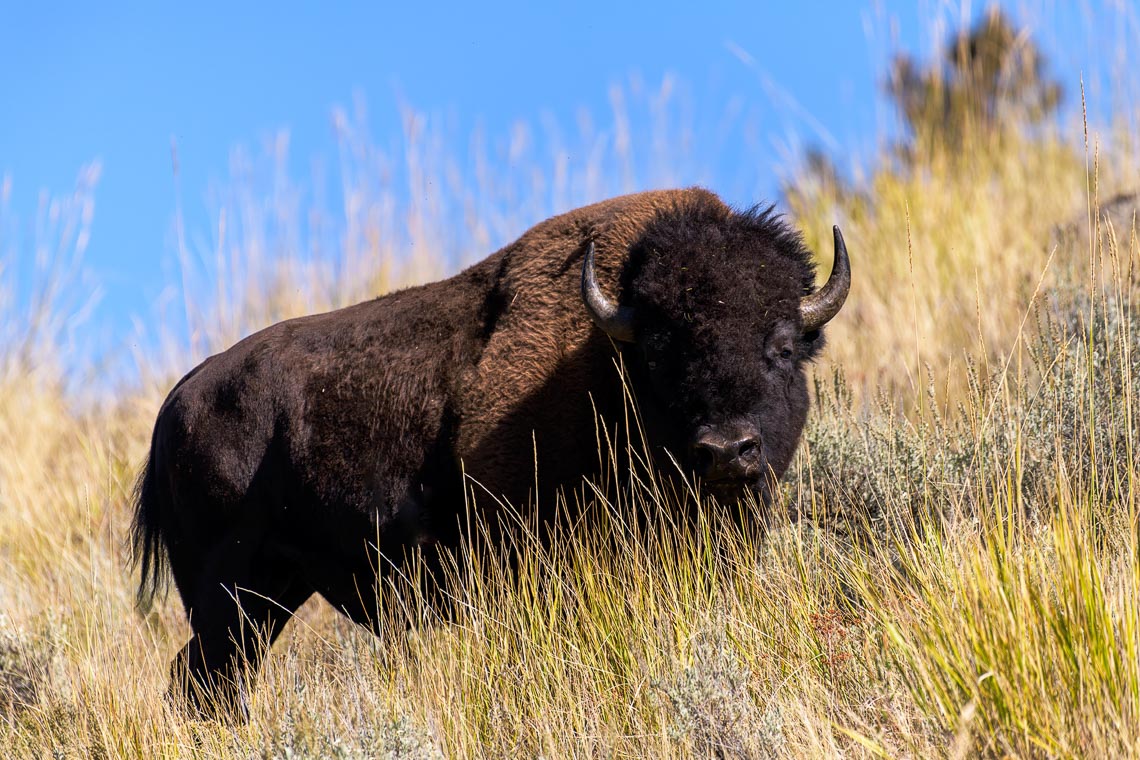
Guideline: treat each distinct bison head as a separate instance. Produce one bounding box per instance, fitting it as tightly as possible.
[582,205,850,501]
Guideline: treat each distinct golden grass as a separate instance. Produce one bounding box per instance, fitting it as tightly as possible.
[4,81,1140,758]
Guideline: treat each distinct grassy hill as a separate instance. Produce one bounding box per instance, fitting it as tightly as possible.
[3,30,1140,759]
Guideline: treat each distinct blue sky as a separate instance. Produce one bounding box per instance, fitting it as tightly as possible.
[0,1,1135,372]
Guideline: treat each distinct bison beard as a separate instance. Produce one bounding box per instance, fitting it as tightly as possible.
[131,188,850,718]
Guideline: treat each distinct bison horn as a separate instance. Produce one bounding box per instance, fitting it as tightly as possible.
[799,225,851,333]
[581,242,636,343]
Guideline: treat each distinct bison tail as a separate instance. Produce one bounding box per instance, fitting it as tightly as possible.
[131,449,169,610]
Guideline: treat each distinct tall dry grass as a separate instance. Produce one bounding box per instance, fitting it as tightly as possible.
[4,33,1140,760]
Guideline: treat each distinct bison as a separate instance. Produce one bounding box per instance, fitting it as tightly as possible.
[132,188,850,716]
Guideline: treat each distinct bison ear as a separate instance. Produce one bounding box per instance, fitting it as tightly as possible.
[581,242,637,342]
[798,328,826,361]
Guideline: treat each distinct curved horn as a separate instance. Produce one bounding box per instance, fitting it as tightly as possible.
[799,225,851,333]
[581,242,636,342]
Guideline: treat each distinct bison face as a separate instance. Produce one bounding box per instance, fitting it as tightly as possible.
[582,206,850,501]
[635,314,816,501]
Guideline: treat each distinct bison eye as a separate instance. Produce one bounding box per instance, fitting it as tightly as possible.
[779,348,793,360]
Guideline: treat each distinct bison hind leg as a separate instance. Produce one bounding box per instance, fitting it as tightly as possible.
[310,539,462,635]
[170,540,313,721]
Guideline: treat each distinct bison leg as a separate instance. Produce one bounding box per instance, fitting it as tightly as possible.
[309,540,460,633]
[170,540,312,721]
[306,548,385,634]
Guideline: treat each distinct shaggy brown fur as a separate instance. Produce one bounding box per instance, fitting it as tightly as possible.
[132,187,832,717]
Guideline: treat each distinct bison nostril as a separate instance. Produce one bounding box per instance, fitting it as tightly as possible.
[692,428,762,479]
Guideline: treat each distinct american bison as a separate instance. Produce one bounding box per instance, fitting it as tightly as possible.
[132,188,850,716]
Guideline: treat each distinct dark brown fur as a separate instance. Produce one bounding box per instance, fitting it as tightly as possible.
[132,188,827,716]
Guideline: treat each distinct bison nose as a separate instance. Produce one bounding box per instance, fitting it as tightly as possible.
[691,425,762,480]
